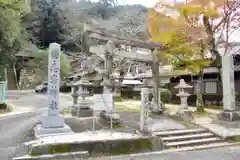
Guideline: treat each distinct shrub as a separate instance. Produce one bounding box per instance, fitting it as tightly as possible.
[159,88,171,103]
[0,103,7,110]
[0,103,14,113]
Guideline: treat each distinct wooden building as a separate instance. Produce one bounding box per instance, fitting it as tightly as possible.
[167,55,240,106]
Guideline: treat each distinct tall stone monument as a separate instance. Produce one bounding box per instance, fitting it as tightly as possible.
[35,43,72,137]
[220,55,240,121]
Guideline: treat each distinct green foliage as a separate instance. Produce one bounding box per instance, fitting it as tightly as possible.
[23,0,73,48]
[86,0,119,19]
[0,0,30,73]
[159,88,171,103]
[156,32,212,75]
[34,49,71,80]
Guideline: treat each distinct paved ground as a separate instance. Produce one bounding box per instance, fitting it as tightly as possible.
[0,90,72,160]
[93,146,240,160]
[2,92,238,160]
[0,91,47,160]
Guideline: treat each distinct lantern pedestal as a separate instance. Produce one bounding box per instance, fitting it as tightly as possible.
[71,104,94,118]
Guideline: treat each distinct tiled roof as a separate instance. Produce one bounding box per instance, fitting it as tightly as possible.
[234,65,240,71]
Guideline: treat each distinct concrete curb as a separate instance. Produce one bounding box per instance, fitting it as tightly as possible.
[86,142,240,160]
[13,151,89,160]
[0,109,33,118]
[13,142,240,160]
[0,108,45,119]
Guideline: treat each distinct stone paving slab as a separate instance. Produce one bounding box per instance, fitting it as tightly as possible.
[147,119,186,132]
[201,123,240,139]
[26,131,146,147]
[193,117,240,138]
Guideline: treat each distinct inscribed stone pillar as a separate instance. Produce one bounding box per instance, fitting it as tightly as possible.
[35,43,72,138]
[42,43,64,128]
[222,55,235,111]
[221,55,240,121]
[140,88,149,132]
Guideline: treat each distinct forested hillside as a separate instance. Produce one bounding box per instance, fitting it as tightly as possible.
[23,0,149,51]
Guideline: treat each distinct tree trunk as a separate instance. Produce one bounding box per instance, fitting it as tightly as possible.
[7,67,19,90]
[13,65,20,90]
[196,71,205,112]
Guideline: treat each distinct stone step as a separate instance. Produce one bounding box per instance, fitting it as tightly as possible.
[165,137,221,148]
[154,128,207,137]
[162,132,214,142]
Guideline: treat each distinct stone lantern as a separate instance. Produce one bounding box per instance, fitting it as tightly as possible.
[174,79,193,114]
[71,77,93,117]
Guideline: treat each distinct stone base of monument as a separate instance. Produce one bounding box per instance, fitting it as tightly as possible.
[34,124,73,139]
[218,110,240,122]
[35,116,73,139]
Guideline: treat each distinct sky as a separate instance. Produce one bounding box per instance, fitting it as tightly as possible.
[88,0,178,7]
[118,0,160,7]
[86,0,185,7]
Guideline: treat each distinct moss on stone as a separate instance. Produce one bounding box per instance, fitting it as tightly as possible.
[229,136,240,142]
[112,124,125,128]
[30,150,42,157]
[135,139,152,149]
[48,144,70,154]
[110,139,152,155]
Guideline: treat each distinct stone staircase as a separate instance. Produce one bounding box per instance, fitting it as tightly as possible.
[153,128,230,149]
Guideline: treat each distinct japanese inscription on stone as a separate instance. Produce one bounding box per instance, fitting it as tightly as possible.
[47,43,61,116]
[222,55,235,111]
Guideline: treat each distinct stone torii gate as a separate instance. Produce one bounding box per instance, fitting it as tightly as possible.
[84,23,165,112]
